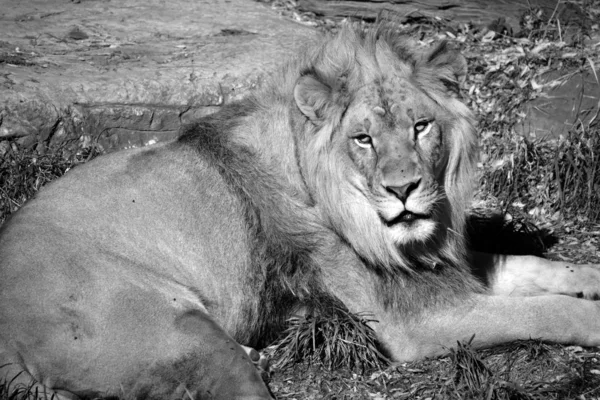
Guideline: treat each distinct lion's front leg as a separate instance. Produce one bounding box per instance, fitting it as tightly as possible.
[378,294,600,362]
[472,252,600,299]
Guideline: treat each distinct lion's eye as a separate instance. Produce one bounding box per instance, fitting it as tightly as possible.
[414,120,432,137]
[354,135,373,149]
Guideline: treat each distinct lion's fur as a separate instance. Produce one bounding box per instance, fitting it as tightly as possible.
[0,23,487,397]
[256,24,478,273]
[179,23,483,336]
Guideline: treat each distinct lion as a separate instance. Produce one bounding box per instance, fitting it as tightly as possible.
[2,23,600,400]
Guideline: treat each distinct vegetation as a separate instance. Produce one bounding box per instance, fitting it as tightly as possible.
[0,145,99,225]
[268,306,389,373]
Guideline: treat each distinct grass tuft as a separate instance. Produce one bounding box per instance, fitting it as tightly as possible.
[0,365,41,400]
[269,305,389,373]
[444,339,565,400]
[0,144,100,225]
[482,120,600,225]
[449,338,493,393]
[446,338,531,400]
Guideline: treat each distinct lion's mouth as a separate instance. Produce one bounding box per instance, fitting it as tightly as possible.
[384,211,430,226]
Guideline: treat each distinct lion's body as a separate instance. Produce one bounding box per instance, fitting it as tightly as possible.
[2,24,600,400]
[0,144,268,397]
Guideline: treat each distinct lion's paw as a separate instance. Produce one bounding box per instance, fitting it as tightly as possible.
[563,264,600,300]
[241,345,270,381]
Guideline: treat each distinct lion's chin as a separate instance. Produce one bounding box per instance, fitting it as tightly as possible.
[385,217,436,244]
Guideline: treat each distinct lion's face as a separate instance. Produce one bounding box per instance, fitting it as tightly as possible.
[293,29,477,271]
[337,79,450,245]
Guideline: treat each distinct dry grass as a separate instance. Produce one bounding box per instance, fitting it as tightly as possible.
[270,340,600,399]
[482,120,600,227]
[0,371,47,400]
[268,306,389,373]
[0,144,100,225]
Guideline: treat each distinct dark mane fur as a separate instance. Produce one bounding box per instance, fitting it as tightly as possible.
[178,102,340,347]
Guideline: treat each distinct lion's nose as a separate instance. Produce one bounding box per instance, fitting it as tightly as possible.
[385,178,421,203]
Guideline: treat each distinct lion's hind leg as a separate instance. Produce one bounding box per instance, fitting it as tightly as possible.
[124,309,273,400]
[474,252,600,299]
[89,283,273,400]
[241,345,270,380]
[1,281,272,400]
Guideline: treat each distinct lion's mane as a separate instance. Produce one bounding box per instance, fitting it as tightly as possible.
[179,23,482,346]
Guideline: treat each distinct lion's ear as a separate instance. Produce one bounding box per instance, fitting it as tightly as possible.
[420,42,467,95]
[294,74,331,123]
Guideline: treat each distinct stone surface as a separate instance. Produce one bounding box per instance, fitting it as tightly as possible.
[297,0,590,35]
[516,70,600,138]
[0,0,597,152]
[0,0,316,152]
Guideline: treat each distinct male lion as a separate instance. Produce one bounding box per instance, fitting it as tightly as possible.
[1,23,600,400]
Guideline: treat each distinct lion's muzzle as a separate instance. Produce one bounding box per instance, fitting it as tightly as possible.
[384,178,422,204]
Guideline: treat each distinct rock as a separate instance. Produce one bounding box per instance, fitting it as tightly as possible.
[1,100,60,145]
[0,141,10,157]
[0,0,316,153]
[296,0,579,34]
[516,69,600,139]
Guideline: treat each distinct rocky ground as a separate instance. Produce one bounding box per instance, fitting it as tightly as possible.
[0,0,314,152]
[1,0,599,154]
